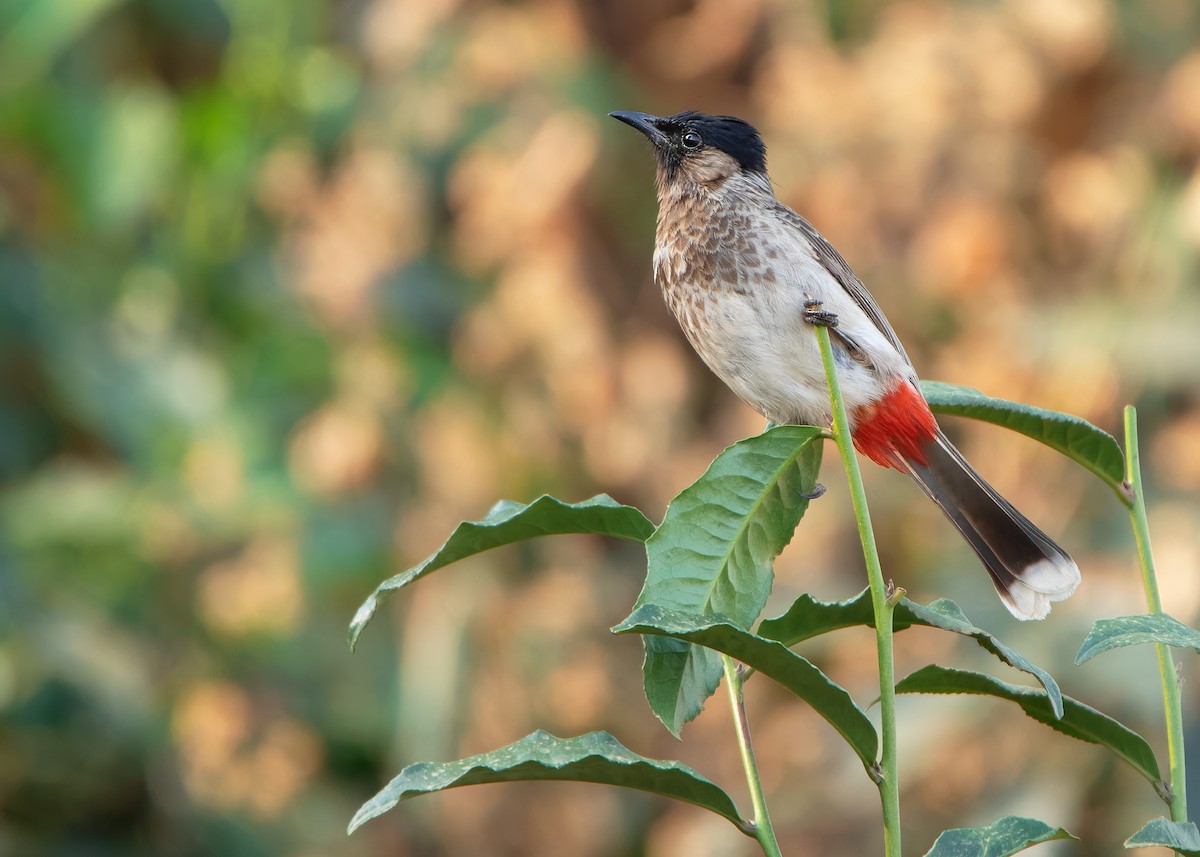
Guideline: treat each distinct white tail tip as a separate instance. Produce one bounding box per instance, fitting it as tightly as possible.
[999,557,1082,621]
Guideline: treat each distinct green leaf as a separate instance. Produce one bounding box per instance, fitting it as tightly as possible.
[757,587,877,644]
[1077,614,1200,665]
[347,729,747,835]
[759,590,1064,718]
[628,425,824,736]
[897,665,1161,785]
[1125,818,1200,853]
[350,495,655,650]
[920,380,1126,500]
[924,816,1077,856]
[614,604,877,767]
[900,599,1064,719]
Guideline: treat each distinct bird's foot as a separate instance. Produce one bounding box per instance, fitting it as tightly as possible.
[802,297,838,328]
[799,483,826,501]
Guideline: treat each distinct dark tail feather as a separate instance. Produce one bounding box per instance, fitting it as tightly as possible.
[895,430,1080,620]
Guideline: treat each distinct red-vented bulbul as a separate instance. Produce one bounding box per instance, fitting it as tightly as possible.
[611,109,1079,619]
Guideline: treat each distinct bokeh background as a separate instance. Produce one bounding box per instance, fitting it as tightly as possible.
[3,0,1200,854]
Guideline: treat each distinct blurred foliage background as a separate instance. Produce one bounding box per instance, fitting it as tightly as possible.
[2,0,1200,854]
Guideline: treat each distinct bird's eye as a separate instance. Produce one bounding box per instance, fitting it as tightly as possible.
[681,130,703,150]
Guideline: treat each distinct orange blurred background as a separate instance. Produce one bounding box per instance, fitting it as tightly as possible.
[2,0,1200,854]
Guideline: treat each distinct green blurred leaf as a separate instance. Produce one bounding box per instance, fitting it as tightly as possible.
[0,0,121,92]
[350,495,655,650]
[923,816,1077,856]
[627,425,824,736]
[1124,818,1200,853]
[0,461,140,548]
[897,665,1161,785]
[347,730,747,835]
[87,85,179,232]
[613,604,877,767]
[920,380,1126,500]
[1077,614,1200,665]
[759,590,1063,718]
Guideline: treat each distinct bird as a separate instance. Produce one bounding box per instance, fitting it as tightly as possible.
[610,109,1080,620]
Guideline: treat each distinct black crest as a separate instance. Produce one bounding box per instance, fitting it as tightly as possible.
[662,111,767,175]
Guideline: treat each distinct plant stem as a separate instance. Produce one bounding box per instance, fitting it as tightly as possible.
[814,322,902,857]
[722,654,784,857]
[1124,406,1188,823]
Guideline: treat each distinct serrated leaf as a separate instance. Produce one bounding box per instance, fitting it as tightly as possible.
[614,604,877,767]
[1077,614,1200,665]
[347,730,747,835]
[629,425,824,736]
[1125,817,1200,853]
[920,380,1126,500]
[901,599,1065,719]
[757,588,878,644]
[897,665,1160,785]
[759,590,1064,718]
[924,816,1077,856]
[350,495,655,650]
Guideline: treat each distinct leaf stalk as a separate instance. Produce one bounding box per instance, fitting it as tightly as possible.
[814,320,902,857]
[1124,406,1188,827]
[723,654,784,857]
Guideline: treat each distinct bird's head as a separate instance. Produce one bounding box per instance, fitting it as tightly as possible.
[609,109,768,194]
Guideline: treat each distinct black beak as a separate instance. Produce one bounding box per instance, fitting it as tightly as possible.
[609,111,668,146]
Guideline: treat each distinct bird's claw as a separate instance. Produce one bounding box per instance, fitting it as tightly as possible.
[799,483,826,501]
[802,298,839,328]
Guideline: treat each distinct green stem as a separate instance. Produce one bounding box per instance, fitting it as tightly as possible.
[722,654,783,857]
[814,322,902,857]
[1124,406,1188,823]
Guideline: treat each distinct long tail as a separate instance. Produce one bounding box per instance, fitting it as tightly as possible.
[850,381,1079,620]
[895,430,1080,620]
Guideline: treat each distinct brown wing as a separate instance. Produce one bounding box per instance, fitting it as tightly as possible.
[774,203,915,369]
